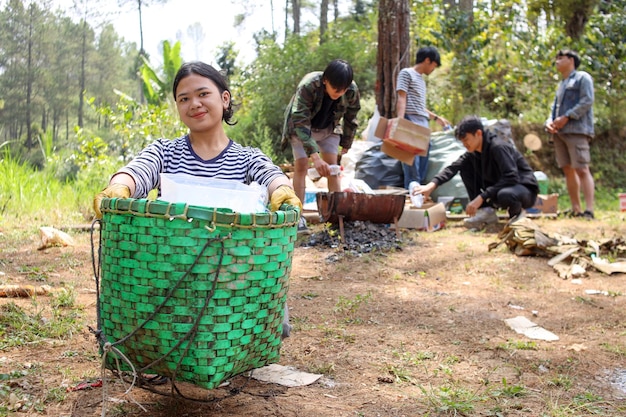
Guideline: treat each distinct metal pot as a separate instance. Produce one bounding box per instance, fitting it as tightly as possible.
[316,191,406,224]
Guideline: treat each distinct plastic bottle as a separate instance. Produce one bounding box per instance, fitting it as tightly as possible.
[408,181,424,208]
[307,164,341,181]
[533,171,549,195]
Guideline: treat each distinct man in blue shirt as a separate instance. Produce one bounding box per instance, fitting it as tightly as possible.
[545,49,596,219]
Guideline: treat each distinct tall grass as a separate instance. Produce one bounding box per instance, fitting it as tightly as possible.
[0,148,622,230]
[0,152,117,228]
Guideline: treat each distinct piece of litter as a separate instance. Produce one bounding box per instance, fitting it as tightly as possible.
[585,289,609,296]
[507,303,524,310]
[504,316,559,341]
[567,343,587,352]
[251,364,322,387]
[591,257,626,275]
[571,279,582,285]
[38,226,75,250]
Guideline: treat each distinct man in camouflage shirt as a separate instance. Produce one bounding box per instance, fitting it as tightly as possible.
[282,59,361,233]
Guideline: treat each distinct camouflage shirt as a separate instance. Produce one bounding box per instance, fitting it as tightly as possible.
[281,71,361,156]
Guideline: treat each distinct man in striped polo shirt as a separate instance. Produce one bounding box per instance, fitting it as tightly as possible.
[396,46,450,190]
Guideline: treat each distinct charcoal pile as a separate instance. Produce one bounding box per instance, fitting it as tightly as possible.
[301,220,403,253]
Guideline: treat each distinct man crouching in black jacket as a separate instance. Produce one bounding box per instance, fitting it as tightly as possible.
[411,115,539,229]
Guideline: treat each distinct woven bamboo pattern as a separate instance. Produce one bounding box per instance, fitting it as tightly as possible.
[97,198,298,390]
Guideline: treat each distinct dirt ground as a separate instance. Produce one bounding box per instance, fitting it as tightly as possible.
[1,211,625,416]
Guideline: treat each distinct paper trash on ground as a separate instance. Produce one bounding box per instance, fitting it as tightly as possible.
[504,316,559,341]
[591,256,626,275]
[251,364,322,387]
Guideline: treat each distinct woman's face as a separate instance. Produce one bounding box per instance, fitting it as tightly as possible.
[174,73,230,134]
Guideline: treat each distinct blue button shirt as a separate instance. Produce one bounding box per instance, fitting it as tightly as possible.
[550,70,595,137]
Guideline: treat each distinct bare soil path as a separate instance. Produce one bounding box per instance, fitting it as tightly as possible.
[1,213,625,416]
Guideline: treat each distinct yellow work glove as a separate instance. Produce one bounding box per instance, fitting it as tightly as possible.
[93,183,131,219]
[269,185,302,212]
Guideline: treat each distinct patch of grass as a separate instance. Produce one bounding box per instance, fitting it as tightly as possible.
[59,252,83,269]
[456,241,469,252]
[44,387,67,404]
[419,383,485,415]
[319,326,356,344]
[51,286,76,308]
[334,291,372,324]
[491,378,527,398]
[0,301,85,350]
[544,391,617,416]
[16,265,48,283]
[548,374,573,390]
[392,347,436,365]
[309,362,335,375]
[290,315,313,332]
[497,340,539,351]
[383,363,413,383]
[443,355,460,365]
[0,366,44,414]
[300,291,318,299]
[572,392,622,415]
[600,342,626,356]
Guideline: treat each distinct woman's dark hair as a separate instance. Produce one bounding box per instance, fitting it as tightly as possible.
[322,59,354,91]
[172,61,236,125]
[556,49,581,69]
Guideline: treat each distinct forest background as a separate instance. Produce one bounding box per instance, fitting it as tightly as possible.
[0,0,625,226]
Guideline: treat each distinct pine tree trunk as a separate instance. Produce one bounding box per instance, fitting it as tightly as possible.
[376,0,410,118]
[320,0,328,44]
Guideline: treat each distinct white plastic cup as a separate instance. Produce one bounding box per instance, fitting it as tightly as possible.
[408,181,423,208]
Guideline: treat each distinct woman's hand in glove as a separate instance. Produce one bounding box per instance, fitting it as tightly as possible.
[269,185,302,212]
[93,183,131,218]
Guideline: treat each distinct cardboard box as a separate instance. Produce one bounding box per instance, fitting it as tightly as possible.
[374,117,431,165]
[394,202,446,232]
[528,193,559,214]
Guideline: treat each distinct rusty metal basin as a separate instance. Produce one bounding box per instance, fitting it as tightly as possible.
[316,192,406,224]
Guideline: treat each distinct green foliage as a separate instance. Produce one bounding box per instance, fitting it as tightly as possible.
[92,90,186,159]
[140,40,183,105]
[582,1,626,130]
[229,10,378,163]
[216,41,238,77]
[420,383,484,414]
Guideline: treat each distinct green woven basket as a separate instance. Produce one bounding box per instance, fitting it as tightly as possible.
[97,198,298,390]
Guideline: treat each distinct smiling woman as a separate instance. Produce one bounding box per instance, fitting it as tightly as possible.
[93,61,299,212]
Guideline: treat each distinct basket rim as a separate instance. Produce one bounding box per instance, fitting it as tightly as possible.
[100,198,299,227]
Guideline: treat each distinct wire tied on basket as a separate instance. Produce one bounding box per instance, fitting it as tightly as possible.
[100,342,146,417]
[91,217,228,398]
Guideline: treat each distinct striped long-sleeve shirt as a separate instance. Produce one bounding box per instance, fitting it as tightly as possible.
[118,135,285,198]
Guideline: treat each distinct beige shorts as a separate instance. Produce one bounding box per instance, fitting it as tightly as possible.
[553,133,591,169]
[290,126,339,160]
